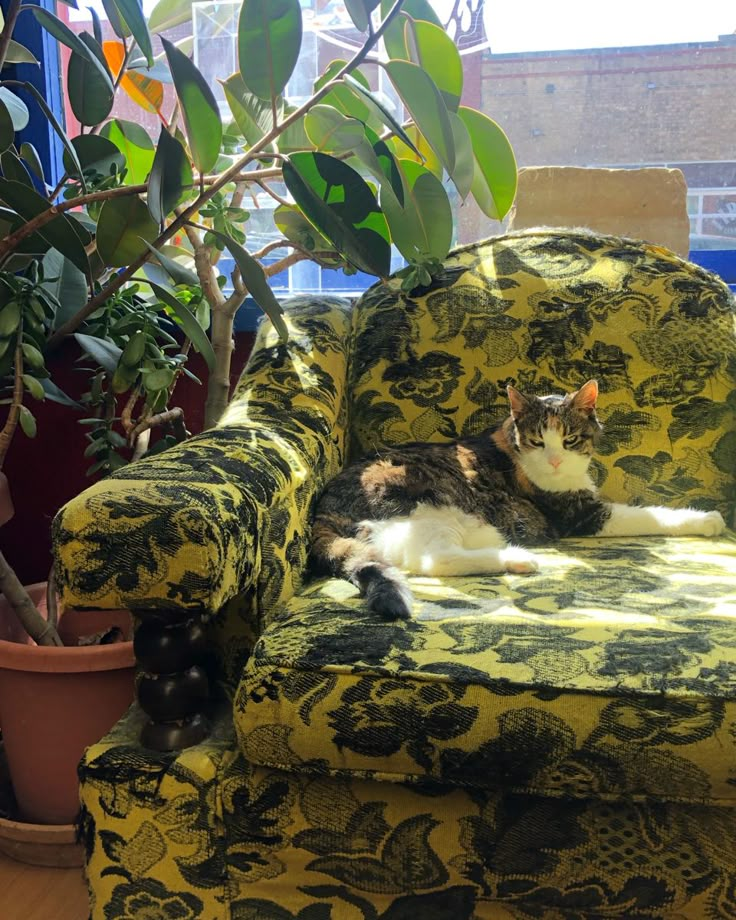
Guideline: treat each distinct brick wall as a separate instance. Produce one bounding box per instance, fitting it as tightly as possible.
[482,41,736,173]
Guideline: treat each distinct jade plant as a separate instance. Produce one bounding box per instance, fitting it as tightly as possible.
[0,0,518,645]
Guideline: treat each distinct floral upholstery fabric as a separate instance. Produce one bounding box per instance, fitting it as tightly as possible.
[349,231,736,518]
[54,295,352,686]
[80,706,736,920]
[236,534,736,804]
[57,230,736,918]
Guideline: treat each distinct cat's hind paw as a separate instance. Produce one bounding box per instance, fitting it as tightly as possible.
[500,547,539,574]
[698,510,726,537]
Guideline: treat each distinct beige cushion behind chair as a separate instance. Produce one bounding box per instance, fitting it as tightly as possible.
[508,165,691,257]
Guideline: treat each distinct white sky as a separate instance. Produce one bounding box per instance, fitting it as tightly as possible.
[482,1,735,53]
[70,0,736,55]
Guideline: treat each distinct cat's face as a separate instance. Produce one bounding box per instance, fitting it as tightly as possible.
[507,379,602,492]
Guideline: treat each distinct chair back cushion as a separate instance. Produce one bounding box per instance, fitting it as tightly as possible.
[348,229,736,515]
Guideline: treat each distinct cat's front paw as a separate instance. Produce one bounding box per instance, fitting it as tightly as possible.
[500,547,539,574]
[696,510,726,537]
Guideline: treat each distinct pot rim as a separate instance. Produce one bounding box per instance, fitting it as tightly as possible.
[0,582,134,674]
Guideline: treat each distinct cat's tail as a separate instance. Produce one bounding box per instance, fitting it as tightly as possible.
[309,513,413,620]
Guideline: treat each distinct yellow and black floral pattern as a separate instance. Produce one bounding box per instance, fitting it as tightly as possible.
[58,230,736,918]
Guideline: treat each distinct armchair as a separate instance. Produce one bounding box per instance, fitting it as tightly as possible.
[54,229,736,919]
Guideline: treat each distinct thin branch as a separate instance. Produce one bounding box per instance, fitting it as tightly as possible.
[46,563,58,629]
[131,428,150,462]
[251,238,293,260]
[130,406,184,445]
[121,388,140,436]
[0,0,23,73]
[112,37,130,92]
[264,251,309,277]
[43,1,405,351]
[255,180,291,209]
[0,167,284,266]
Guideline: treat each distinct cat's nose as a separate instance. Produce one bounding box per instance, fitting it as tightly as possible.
[547,455,562,469]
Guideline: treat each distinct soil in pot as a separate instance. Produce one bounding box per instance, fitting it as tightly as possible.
[0,583,135,826]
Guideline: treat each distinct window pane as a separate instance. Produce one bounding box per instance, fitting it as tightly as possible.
[57,0,736,307]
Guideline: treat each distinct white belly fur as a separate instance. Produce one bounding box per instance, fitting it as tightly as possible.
[363,503,538,577]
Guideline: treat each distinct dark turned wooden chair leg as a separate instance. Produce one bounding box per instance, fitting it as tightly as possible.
[134,612,211,751]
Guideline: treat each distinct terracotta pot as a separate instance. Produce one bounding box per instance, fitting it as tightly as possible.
[0,472,12,527]
[0,583,135,825]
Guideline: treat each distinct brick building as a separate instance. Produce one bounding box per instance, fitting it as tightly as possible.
[463,37,736,247]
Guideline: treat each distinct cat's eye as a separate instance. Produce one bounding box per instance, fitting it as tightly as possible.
[528,437,544,447]
[564,435,580,447]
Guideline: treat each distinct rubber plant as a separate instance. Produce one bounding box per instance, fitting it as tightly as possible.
[0,0,518,645]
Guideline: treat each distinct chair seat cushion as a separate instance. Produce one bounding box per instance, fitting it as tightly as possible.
[235,533,736,806]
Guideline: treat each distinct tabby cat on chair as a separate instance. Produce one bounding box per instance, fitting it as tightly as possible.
[309,380,725,620]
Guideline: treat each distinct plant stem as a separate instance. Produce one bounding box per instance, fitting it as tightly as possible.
[204,307,236,428]
[0,549,63,646]
[0,0,22,73]
[44,0,406,351]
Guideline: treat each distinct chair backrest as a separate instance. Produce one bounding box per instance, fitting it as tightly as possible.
[347,229,736,517]
[507,166,691,257]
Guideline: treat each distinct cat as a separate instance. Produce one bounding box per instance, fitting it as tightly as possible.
[308,379,725,620]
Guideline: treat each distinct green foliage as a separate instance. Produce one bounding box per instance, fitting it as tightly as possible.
[0,0,518,497]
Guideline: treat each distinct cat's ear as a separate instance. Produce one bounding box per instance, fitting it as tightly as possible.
[570,379,599,412]
[507,384,530,418]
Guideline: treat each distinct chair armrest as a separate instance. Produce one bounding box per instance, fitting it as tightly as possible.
[52,296,353,622]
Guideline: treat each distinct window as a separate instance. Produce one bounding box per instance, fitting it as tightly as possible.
[46,0,736,304]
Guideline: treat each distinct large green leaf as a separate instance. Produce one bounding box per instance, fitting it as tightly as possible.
[382,158,452,263]
[30,7,114,92]
[161,36,222,174]
[42,248,88,330]
[222,72,279,153]
[4,40,39,66]
[238,0,302,102]
[108,0,153,67]
[19,143,44,181]
[207,229,288,343]
[0,88,29,131]
[342,74,420,157]
[18,82,84,189]
[448,111,474,200]
[147,127,193,225]
[100,119,155,185]
[40,378,83,409]
[274,204,335,257]
[0,179,90,275]
[344,0,380,32]
[147,280,215,369]
[63,134,125,179]
[141,240,198,287]
[385,59,455,174]
[0,100,13,154]
[458,106,518,219]
[101,0,128,38]
[304,105,365,155]
[315,62,372,126]
[67,33,115,127]
[1,150,33,186]
[277,103,313,153]
[74,333,123,374]
[404,17,463,111]
[380,0,441,60]
[148,0,193,34]
[96,194,159,266]
[283,151,391,278]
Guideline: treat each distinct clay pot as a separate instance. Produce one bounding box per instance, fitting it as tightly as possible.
[0,583,135,825]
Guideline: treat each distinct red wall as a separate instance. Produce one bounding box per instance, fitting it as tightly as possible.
[0,333,255,586]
